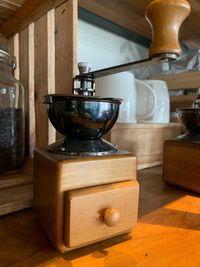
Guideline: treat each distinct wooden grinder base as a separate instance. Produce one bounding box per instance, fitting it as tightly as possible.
[163,139,200,193]
[34,148,139,252]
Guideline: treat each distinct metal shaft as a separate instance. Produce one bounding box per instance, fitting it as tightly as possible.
[75,53,177,80]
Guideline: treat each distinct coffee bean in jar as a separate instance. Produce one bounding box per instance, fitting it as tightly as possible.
[0,44,25,174]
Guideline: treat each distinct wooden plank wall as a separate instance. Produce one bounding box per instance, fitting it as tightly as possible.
[7,0,77,157]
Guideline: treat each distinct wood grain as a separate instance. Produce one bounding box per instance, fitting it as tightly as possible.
[13,32,19,79]
[0,184,33,216]
[60,154,137,190]
[47,9,56,145]
[0,169,33,216]
[19,26,30,155]
[34,14,48,148]
[110,123,183,169]
[34,148,137,252]
[0,172,32,191]
[55,0,77,94]
[55,0,77,140]
[163,139,200,193]
[33,149,62,250]
[28,22,36,156]
[146,0,191,57]
[0,0,67,37]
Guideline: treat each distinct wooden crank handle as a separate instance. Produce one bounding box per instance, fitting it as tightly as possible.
[104,208,120,227]
[145,0,191,58]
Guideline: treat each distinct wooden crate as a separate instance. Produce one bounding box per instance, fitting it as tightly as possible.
[108,123,183,169]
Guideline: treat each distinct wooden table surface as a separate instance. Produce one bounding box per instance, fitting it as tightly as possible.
[1,166,200,267]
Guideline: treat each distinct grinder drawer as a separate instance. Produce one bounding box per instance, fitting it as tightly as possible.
[64,180,139,248]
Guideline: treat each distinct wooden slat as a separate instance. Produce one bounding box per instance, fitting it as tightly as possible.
[13,33,19,79]
[7,35,14,56]
[19,27,30,155]
[0,173,32,191]
[28,23,35,156]
[0,0,67,38]
[47,9,56,145]
[150,71,200,90]
[0,184,33,216]
[55,0,77,94]
[55,0,77,140]
[34,14,48,148]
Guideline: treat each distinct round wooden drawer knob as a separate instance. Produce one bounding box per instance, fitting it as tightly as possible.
[104,208,120,227]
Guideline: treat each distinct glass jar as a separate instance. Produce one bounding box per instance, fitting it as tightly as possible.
[0,44,25,174]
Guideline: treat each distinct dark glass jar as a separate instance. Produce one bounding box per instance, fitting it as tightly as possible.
[0,44,25,174]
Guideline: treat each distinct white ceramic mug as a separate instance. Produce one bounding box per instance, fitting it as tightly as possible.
[135,79,156,121]
[95,72,156,123]
[136,80,170,123]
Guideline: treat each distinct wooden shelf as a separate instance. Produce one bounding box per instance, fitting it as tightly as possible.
[150,71,200,90]
[0,160,33,216]
[0,184,33,216]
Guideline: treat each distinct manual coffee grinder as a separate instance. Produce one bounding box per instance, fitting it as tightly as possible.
[34,0,191,252]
